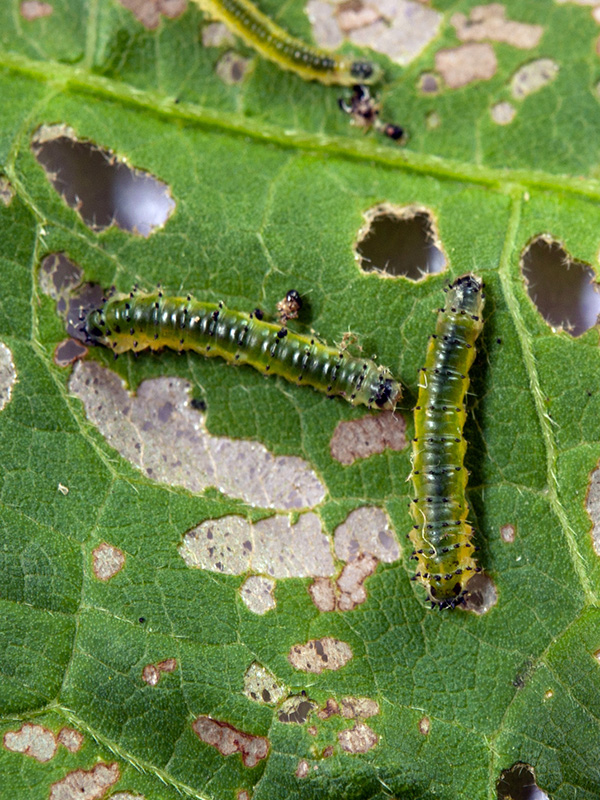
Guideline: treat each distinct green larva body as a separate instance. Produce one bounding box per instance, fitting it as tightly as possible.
[84,292,401,410]
[409,275,484,608]
[193,0,382,85]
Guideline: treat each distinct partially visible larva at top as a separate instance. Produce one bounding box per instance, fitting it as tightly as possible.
[192,0,383,85]
[409,275,485,609]
[82,290,401,411]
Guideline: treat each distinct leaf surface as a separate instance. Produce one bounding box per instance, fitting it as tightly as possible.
[1,2,600,799]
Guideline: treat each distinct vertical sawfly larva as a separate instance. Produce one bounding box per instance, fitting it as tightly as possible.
[83,290,401,410]
[193,0,382,85]
[409,274,484,608]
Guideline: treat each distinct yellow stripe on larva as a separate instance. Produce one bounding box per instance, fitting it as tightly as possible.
[193,0,382,85]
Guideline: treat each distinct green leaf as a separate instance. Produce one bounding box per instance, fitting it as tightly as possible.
[2,2,600,799]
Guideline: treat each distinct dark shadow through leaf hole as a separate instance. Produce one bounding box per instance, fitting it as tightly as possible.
[32,132,175,236]
[497,762,549,800]
[521,236,600,336]
[356,206,446,280]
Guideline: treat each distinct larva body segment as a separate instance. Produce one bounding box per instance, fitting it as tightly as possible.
[84,293,401,410]
[409,274,484,608]
[193,0,382,85]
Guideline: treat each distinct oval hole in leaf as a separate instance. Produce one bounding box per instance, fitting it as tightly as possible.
[355,204,446,280]
[521,236,600,337]
[32,126,175,236]
[496,762,549,800]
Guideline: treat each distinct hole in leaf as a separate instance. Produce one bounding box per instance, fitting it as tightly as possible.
[461,572,497,615]
[521,236,600,336]
[497,762,549,800]
[32,126,175,236]
[277,693,316,724]
[39,252,83,300]
[54,338,88,367]
[356,204,446,280]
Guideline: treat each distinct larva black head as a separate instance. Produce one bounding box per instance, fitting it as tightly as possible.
[429,583,465,610]
[433,594,465,611]
[447,274,484,318]
[285,290,302,311]
[83,308,107,345]
[374,376,401,409]
[350,62,376,81]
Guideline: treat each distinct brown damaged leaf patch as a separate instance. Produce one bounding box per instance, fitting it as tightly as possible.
[296,759,310,778]
[338,722,379,753]
[317,698,340,720]
[587,465,600,556]
[340,697,380,719]
[0,343,17,413]
[180,513,333,577]
[435,43,497,89]
[451,4,543,49]
[192,716,269,767]
[4,723,86,761]
[243,662,287,705]
[117,0,187,30]
[3,723,57,762]
[307,0,442,67]
[288,637,353,674]
[511,59,559,99]
[336,553,378,611]
[92,543,125,581]
[57,728,84,752]
[70,363,325,510]
[142,658,177,686]
[308,577,337,612]
[0,177,15,206]
[202,21,236,47]
[216,52,252,84]
[330,411,406,465]
[54,338,88,367]
[50,763,119,800]
[334,507,399,563]
[490,101,516,125]
[20,1,53,19]
[500,523,516,543]
[317,696,379,719]
[309,553,379,612]
[240,575,276,614]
